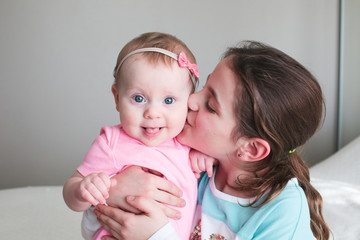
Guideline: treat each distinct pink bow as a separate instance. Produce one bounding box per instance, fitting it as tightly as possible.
[178,52,199,78]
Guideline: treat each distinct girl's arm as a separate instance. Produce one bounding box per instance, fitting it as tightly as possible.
[95,196,180,240]
[88,166,186,239]
[63,171,113,212]
[105,166,185,218]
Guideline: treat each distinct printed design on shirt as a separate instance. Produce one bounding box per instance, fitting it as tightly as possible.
[207,234,227,240]
[190,219,201,240]
[190,219,227,240]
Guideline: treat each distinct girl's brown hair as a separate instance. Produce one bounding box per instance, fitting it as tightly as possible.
[225,41,331,239]
[113,32,198,92]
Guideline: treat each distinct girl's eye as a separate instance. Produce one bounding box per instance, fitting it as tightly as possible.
[164,97,175,104]
[206,102,216,113]
[133,95,144,103]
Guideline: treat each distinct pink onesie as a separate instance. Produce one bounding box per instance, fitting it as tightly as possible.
[77,124,197,240]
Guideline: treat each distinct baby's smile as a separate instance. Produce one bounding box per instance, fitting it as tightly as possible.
[144,127,162,133]
[142,126,164,139]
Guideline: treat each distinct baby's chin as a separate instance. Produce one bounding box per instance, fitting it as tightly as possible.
[141,138,164,147]
[140,135,173,147]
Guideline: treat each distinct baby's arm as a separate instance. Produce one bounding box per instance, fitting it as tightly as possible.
[189,149,218,178]
[63,171,113,212]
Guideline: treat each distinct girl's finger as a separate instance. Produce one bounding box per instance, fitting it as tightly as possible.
[157,202,182,220]
[94,205,127,238]
[125,196,169,233]
[126,196,168,223]
[102,236,117,240]
[95,204,127,223]
[152,188,186,208]
[100,224,122,240]
[152,175,183,198]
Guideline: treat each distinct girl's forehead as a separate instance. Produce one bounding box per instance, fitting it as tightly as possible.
[206,59,234,87]
[206,60,237,105]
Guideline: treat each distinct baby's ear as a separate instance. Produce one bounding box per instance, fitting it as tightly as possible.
[111,85,120,112]
[239,138,270,162]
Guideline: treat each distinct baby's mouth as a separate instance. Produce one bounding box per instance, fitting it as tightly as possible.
[144,127,161,133]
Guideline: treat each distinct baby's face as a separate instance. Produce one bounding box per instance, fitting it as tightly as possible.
[113,55,193,146]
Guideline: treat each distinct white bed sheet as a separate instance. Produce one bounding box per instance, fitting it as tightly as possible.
[312,178,360,240]
[310,135,360,239]
[1,182,359,240]
[0,186,82,239]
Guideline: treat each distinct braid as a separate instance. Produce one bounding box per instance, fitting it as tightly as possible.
[289,154,332,239]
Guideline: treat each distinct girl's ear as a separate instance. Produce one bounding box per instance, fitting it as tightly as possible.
[238,138,270,162]
[111,84,120,112]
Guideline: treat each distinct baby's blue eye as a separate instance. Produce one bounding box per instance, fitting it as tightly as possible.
[164,97,175,104]
[134,95,144,103]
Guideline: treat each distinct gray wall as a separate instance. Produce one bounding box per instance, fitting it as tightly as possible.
[339,0,360,148]
[0,0,340,189]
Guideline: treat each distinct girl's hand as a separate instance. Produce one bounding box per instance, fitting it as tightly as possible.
[106,166,185,219]
[189,150,218,178]
[79,172,112,206]
[94,196,169,240]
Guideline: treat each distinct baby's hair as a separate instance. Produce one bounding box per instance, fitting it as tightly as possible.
[225,41,331,239]
[113,32,198,92]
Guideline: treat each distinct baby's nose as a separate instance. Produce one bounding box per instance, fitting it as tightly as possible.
[144,104,161,119]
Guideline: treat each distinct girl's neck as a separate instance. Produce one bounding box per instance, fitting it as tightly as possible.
[214,164,254,198]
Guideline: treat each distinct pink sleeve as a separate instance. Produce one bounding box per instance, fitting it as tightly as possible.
[77,126,117,177]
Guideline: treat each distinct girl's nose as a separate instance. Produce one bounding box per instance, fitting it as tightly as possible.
[144,104,161,119]
[188,92,199,111]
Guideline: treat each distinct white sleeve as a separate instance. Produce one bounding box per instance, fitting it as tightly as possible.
[148,222,181,240]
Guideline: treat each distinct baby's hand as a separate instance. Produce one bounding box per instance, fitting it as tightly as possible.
[79,172,112,206]
[189,150,217,178]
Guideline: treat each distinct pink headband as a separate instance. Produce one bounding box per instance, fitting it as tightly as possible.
[115,47,199,84]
